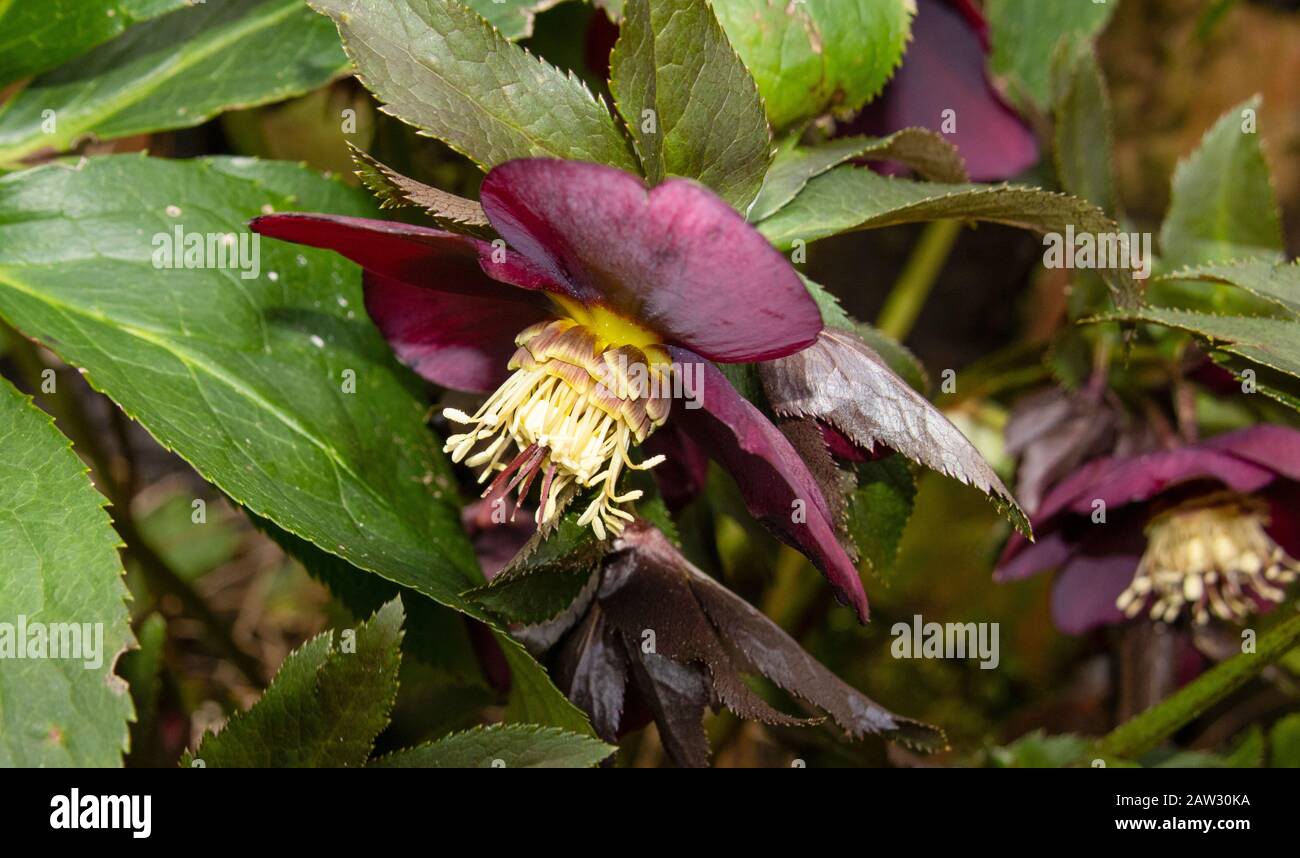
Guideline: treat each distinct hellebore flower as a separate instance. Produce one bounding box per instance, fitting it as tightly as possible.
[996,426,1300,633]
[252,158,876,620]
[845,0,1039,182]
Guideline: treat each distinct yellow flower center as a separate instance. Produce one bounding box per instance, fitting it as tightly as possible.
[443,307,673,539]
[1117,492,1299,625]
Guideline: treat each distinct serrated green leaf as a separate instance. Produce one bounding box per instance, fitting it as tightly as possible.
[0,0,349,164]
[1094,608,1300,761]
[1159,97,1284,269]
[371,723,614,768]
[609,0,771,210]
[1157,260,1300,316]
[1051,40,1116,217]
[184,598,404,767]
[0,0,189,88]
[758,168,1141,310]
[985,0,1117,113]
[713,0,913,131]
[0,377,134,766]
[310,0,636,172]
[749,129,967,223]
[1106,307,1300,386]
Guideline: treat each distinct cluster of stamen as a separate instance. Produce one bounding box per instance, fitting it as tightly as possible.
[444,318,672,539]
[1117,493,1299,625]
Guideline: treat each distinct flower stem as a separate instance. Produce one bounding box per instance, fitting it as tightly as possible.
[876,219,962,341]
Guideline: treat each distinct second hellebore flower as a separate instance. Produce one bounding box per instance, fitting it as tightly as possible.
[252,158,873,619]
[996,426,1300,632]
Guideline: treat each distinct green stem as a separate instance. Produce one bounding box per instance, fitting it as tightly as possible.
[876,219,962,341]
[1093,608,1300,762]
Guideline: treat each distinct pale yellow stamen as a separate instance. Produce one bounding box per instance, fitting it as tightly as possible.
[444,317,672,539]
[1117,492,1299,625]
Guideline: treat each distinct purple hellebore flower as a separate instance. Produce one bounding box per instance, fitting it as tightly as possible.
[848,0,1039,182]
[252,158,874,622]
[996,426,1300,634]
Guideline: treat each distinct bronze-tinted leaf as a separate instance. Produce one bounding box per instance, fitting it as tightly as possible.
[760,328,1030,536]
[349,144,494,236]
[554,605,628,743]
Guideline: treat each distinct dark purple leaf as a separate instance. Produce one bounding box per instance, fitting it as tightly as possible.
[760,329,1029,535]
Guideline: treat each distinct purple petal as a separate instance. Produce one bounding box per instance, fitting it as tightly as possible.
[1204,424,1300,483]
[994,527,1076,582]
[1059,448,1276,516]
[364,271,550,393]
[665,347,869,622]
[847,0,1038,182]
[250,212,567,301]
[479,159,822,363]
[1051,550,1139,635]
[643,422,711,512]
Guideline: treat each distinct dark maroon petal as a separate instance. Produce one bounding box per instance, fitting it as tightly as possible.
[994,527,1076,582]
[1059,448,1275,516]
[665,347,869,622]
[847,0,1038,182]
[643,421,711,512]
[479,160,821,362]
[364,271,550,393]
[1204,424,1300,483]
[251,212,568,301]
[1051,551,1138,635]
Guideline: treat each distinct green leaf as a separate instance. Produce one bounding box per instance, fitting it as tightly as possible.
[184,598,404,767]
[0,0,189,88]
[0,0,349,164]
[1158,260,1300,316]
[371,723,615,768]
[847,457,916,580]
[0,376,134,766]
[1094,608,1300,761]
[609,0,771,210]
[0,155,592,734]
[1269,713,1300,768]
[712,0,913,131]
[758,168,1141,310]
[466,513,601,625]
[985,0,1117,113]
[310,0,637,172]
[989,731,1092,768]
[1051,41,1117,217]
[1107,308,1300,391]
[1159,97,1284,269]
[121,612,167,755]
[0,154,485,607]
[749,129,967,223]
[459,0,564,40]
